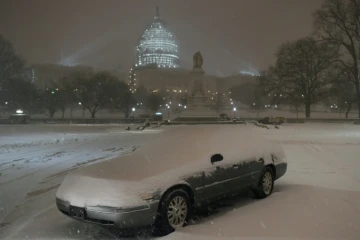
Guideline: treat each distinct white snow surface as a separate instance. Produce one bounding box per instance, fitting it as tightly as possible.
[56,125,286,208]
[1,123,360,240]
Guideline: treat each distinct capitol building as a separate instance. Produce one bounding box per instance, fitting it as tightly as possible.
[128,7,258,95]
[135,7,179,69]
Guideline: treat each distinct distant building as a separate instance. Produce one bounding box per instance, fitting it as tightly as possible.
[132,66,258,95]
[30,64,93,89]
[127,6,258,96]
[23,67,35,83]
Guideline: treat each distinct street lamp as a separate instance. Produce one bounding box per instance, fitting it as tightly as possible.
[233,107,237,117]
[78,102,82,105]
[184,106,187,109]
[167,105,170,119]
[5,102,8,105]
[131,107,136,119]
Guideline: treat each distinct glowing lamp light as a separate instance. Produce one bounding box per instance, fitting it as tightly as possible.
[132,108,136,112]
[16,109,23,114]
[5,102,8,105]
[78,102,82,105]
[184,106,187,109]
[233,108,237,112]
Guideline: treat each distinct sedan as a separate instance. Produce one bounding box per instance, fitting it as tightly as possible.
[56,125,287,234]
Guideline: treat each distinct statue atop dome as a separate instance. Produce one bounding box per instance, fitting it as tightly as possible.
[193,51,203,69]
[155,6,160,18]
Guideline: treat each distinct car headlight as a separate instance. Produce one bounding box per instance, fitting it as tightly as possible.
[56,198,70,207]
[138,192,154,200]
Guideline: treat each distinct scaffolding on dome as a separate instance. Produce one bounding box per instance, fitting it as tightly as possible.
[135,7,180,68]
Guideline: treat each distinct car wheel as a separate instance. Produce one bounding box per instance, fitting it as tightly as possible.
[153,189,191,236]
[254,167,274,199]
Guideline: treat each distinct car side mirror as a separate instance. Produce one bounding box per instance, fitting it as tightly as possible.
[211,154,223,164]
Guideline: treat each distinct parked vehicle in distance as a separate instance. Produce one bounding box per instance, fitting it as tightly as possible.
[56,125,287,234]
[231,117,239,123]
[8,109,30,124]
[258,117,285,125]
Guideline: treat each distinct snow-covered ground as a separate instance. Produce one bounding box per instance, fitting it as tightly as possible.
[1,123,360,239]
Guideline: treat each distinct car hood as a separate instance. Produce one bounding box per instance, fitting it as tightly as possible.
[56,173,148,208]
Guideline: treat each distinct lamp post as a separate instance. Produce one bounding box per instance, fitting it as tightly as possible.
[132,107,136,117]
[233,107,237,118]
[78,102,84,118]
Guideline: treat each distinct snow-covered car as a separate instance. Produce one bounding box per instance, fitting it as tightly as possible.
[56,125,287,234]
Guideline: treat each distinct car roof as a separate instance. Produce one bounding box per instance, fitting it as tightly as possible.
[73,125,265,181]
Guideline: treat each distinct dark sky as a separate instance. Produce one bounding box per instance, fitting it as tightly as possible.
[0,0,323,76]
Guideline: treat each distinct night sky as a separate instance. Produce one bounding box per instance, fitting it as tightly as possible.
[0,0,323,76]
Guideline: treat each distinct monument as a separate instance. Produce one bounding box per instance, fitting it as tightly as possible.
[176,52,220,121]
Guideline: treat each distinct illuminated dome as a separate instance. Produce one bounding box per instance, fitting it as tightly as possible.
[136,7,179,68]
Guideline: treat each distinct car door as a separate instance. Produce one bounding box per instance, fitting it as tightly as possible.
[196,154,229,202]
[248,157,265,184]
[219,155,254,196]
[220,155,264,195]
[202,153,251,198]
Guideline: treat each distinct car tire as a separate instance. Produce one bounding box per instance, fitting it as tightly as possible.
[153,189,191,236]
[253,167,274,199]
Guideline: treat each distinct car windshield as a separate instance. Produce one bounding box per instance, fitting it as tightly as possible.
[1,0,360,239]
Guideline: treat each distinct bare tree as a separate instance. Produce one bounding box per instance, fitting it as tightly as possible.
[41,88,63,118]
[63,71,122,118]
[117,88,137,118]
[0,35,25,88]
[134,86,148,104]
[211,93,229,113]
[264,37,338,118]
[230,83,258,107]
[1,78,42,115]
[314,0,360,118]
[146,93,164,114]
[330,69,357,118]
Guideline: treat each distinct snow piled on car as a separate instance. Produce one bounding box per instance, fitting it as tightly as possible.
[56,125,285,207]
